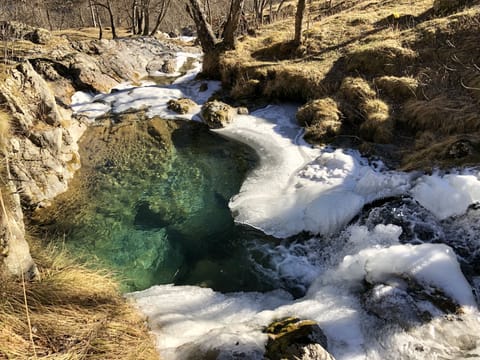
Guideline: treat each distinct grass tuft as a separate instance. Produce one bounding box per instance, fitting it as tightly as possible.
[0,239,158,360]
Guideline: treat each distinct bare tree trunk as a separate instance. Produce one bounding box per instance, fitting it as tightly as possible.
[187,0,217,53]
[276,0,287,18]
[46,8,53,30]
[96,6,103,39]
[268,0,273,23]
[106,0,118,38]
[131,0,138,34]
[150,0,172,36]
[89,0,98,27]
[223,0,245,50]
[294,0,306,46]
[206,0,212,27]
[142,9,150,35]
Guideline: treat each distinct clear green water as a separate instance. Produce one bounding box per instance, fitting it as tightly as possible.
[34,118,275,292]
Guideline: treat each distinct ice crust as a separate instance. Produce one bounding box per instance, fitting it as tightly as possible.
[215,106,412,237]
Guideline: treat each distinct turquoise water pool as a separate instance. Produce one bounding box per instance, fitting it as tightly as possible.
[34,118,276,292]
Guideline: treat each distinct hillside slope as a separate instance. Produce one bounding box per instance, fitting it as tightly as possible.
[219,0,480,170]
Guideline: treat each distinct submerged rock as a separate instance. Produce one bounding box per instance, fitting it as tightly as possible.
[201,100,237,129]
[264,317,335,360]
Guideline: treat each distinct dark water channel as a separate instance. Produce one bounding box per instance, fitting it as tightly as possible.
[33,117,277,292]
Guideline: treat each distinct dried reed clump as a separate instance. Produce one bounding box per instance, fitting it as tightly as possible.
[0,240,158,359]
[339,77,376,104]
[359,98,393,143]
[231,78,261,98]
[338,77,376,124]
[346,42,417,76]
[296,97,342,141]
[262,66,327,101]
[402,134,480,171]
[374,76,418,100]
[402,96,480,134]
[462,70,480,102]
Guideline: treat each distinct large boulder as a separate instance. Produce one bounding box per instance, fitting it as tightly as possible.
[264,317,335,360]
[0,21,51,44]
[201,100,237,128]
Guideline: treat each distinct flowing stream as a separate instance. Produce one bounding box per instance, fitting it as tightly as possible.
[37,51,480,359]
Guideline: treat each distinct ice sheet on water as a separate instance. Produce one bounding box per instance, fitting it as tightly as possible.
[216,107,411,238]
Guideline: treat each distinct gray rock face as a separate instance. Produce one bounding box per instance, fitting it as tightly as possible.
[1,61,86,208]
[0,180,37,279]
[201,100,237,129]
[0,21,51,44]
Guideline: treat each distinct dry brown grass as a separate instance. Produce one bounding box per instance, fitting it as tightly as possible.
[296,97,342,141]
[346,40,417,76]
[0,239,158,359]
[374,76,419,99]
[402,96,480,134]
[218,0,480,167]
[359,98,393,143]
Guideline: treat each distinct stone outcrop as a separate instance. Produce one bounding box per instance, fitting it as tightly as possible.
[0,30,198,277]
[0,21,51,44]
[0,179,37,278]
[0,61,86,208]
[264,317,335,360]
[363,276,465,330]
[201,100,237,128]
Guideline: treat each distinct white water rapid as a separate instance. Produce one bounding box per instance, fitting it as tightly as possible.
[72,49,480,360]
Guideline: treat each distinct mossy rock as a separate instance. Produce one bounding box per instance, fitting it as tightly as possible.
[201,100,236,129]
[167,98,198,114]
[264,317,335,360]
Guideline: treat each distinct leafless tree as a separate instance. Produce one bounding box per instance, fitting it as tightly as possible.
[186,0,245,77]
[294,0,306,46]
[92,0,117,38]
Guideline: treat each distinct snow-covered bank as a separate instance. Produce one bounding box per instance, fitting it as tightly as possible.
[71,51,221,121]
